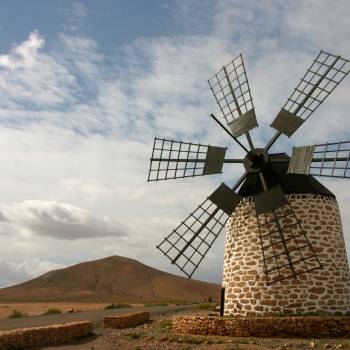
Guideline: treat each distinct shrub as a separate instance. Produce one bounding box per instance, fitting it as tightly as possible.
[144,302,169,307]
[227,345,241,350]
[43,308,62,315]
[175,301,191,306]
[158,318,173,330]
[104,303,131,309]
[8,309,26,318]
[128,332,143,339]
[197,303,216,311]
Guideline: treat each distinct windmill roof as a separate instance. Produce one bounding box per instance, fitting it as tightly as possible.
[238,153,335,198]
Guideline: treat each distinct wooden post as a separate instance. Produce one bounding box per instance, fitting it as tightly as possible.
[220,287,225,317]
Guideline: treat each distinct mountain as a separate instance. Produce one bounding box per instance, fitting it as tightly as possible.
[0,256,220,302]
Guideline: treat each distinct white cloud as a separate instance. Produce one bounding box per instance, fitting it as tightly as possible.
[287,0,350,54]
[58,34,103,80]
[0,200,130,240]
[0,31,77,109]
[0,258,66,288]
[0,31,44,69]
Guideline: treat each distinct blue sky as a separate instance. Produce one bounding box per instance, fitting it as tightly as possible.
[0,0,349,288]
[0,1,178,51]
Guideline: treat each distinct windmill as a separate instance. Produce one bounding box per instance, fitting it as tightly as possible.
[148,51,350,315]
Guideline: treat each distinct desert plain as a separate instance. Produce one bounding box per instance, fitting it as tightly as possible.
[0,302,124,319]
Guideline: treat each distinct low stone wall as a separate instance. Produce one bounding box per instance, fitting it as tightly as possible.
[173,315,350,338]
[104,311,150,329]
[0,321,92,350]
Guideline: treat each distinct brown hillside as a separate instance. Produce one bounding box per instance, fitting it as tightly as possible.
[0,256,220,302]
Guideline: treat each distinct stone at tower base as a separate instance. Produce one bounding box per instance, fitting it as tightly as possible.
[223,194,350,316]
[172,315,350,338]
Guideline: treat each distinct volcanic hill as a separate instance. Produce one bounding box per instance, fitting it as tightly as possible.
[0,256,220,302]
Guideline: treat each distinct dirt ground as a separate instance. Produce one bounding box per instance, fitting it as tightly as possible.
[0,302,141,319]
[37,309,350,350]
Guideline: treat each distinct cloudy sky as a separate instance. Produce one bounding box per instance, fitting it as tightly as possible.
[0,0,349,288]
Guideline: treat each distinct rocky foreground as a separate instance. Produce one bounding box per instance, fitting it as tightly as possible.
[39,309,350,350]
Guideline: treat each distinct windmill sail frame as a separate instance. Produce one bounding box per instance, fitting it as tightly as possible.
[157,197,229,278]
[148,137,227,181]
[288,140,350,178]
[256,202,322,285]
[208,54,257,139]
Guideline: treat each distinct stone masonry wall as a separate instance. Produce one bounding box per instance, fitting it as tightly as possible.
[173,315,350,338]
[223,194,350,316]
[0,321,92,350]
[104,311,150,329]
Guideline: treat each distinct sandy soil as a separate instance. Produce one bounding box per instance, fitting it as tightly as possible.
[0,302,140,319]
[38,310,350,350]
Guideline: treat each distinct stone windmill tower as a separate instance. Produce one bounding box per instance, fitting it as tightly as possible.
[148,51,350,316]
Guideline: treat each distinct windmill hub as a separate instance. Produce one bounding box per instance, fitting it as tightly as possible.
[243,148,268,173]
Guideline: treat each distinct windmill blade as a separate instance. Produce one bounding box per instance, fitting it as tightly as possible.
[157,183,242,278]
[148,137,228,181]
[288,140,350,178]
[254,184,288,215]
[254,179,322,285]
[270,51,350,139]
[208,54,257,142]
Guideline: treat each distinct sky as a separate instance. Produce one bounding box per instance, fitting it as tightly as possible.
[0,0,349,288]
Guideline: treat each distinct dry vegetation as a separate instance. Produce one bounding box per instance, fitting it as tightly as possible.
[0,302,113,319]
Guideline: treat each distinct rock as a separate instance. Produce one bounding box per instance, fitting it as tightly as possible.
[172,315,350,338]
[104,311,150,329]
[310,341,316,348]
[0,321,92,349]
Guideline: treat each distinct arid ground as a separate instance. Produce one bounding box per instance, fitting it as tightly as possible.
[0,302,133,319]
[36,309,350,350]
[2,306,348,350]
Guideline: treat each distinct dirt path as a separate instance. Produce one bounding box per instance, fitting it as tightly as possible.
[0,304,193,331]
